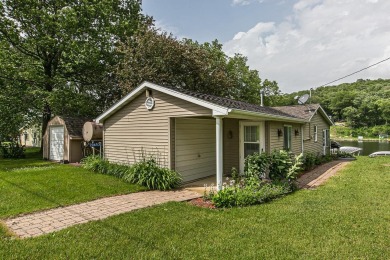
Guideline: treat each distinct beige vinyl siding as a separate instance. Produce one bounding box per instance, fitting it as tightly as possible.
[303,112,330,155]
[104,90,212,167]
[268,121,302,155]
[175,118,216,182]
[223,118,239,175]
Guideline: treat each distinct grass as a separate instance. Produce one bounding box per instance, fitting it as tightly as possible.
[0,153,389,259]
[0,148,146,218]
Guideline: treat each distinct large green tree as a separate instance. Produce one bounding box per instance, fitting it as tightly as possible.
[0,0,146,147]
[117,27,280,105]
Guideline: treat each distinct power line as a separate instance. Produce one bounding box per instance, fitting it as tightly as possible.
[317,56,390,88]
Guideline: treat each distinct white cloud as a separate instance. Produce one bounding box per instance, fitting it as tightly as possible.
[231,0,265,6]
[224,0,390,92]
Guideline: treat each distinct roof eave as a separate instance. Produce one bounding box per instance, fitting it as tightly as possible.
[95,81,229,123]
[229,109,306,123]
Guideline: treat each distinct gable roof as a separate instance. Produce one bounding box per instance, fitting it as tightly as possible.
[272,104,333,125]
[60,116,90,138]
[95,81,308,123]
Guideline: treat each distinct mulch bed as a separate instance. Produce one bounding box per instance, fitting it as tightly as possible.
[188,198,216,209]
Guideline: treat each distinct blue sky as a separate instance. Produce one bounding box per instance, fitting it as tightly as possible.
[142,0,390,93]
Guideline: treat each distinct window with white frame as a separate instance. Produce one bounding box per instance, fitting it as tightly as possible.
[283,125,292,150]
[314,125,318,142]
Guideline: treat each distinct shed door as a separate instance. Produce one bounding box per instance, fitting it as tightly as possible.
[175,118,216,182]
[50,126,64,161]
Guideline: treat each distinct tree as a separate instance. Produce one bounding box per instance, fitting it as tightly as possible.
[117,27,280,104]
[0,0,146,148]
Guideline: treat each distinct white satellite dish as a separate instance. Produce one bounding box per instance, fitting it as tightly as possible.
[298,94,310,105]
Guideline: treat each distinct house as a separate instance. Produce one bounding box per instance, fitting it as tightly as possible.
[42,116,88,163]
[272,104,333,156]
[19,125,41,147]
[95,81,333,189]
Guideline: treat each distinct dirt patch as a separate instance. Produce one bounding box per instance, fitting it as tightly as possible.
[382,164,390,167]
[188,198,216,209]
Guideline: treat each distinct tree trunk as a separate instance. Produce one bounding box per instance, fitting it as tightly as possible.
[39,103,51,154]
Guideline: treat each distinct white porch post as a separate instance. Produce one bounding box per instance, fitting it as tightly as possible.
[215,116,223,191]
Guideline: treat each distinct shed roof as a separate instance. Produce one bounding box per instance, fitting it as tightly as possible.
[60,116,89,138]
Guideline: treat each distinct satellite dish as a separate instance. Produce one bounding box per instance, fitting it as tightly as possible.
[298,94,309,105]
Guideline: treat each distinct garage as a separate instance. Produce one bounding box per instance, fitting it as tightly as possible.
[175,118,216,182]
[49,126,64,161]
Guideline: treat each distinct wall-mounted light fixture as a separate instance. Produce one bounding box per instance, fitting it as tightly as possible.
[228,130,233,139]
[277,129,282,137]
[295,129,299,136]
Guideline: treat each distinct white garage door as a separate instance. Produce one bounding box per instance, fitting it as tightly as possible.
[175,118,216,182]
[50,126,64,161]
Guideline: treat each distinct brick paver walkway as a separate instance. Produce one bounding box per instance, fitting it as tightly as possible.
[297,160,351,189]
[5,190,201,238]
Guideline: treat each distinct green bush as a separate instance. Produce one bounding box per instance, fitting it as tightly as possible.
[124,158,181,190]
[0,142,25,159]
[81,156,181,190]
[244,150,302,182]
[211,179,291,208]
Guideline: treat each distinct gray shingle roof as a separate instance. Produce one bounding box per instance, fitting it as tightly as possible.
[165,86,301,119]
[272,104,321,120]
[61,116,90,137]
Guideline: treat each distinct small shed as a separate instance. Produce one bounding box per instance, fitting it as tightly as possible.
[42,116,88,163]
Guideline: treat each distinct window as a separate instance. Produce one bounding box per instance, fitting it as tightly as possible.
[243,125,260,158]
[314,125,318,142]
[283,125,292,150]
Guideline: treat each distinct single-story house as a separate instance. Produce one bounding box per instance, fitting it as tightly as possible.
[95,81,333,189]
[42,116,88,163]
[19,125,41,147]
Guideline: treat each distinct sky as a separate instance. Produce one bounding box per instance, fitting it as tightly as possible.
[142,0,390,93]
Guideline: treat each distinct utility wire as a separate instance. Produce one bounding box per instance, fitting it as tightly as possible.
[317,56,390,88]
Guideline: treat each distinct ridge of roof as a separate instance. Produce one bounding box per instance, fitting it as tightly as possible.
[58,116,90,137]
[162,85,300,119]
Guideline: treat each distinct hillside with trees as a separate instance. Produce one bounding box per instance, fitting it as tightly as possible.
[274,79,390,137]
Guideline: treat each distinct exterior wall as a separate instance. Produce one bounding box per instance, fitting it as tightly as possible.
[267,121,302,155]
[69,139,84,163]
[103,90,212,167]
[223,118,239,176]
[303,111,330,155]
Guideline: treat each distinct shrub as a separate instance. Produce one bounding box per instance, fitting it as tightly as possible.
[81,155,182,190]
[211,178,291,208]
[124,158,182,190]
[0,142,25,159]
[244,150,302,182]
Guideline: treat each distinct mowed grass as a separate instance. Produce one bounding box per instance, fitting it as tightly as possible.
[0,156,389,259]
[0,148,146,218]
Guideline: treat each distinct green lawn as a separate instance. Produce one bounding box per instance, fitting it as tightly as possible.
[0,154,389,259]
[0,149,146,218]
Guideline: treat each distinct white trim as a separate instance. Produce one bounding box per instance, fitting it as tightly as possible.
[215,116,223,191]
[308,105,334,126]
[239,121,265,173]
[230,109,306,123]
[95,81,229,123]
[283,125,292,150]
[301,125,304,153]
[314,125,318,142]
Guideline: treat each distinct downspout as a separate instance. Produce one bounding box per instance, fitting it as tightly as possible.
[301,125,304,153]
